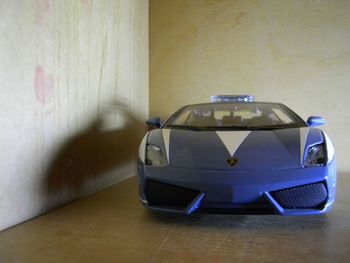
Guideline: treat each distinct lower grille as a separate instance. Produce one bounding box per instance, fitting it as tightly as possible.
[145,180,200,208]
[271,182,327,209]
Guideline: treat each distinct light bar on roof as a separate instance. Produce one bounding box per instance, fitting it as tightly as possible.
[210,95,254,103]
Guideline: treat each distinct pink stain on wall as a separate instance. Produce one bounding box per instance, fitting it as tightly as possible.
[33,0,50,25]
[34,66,54,105]
[80,0,92,9]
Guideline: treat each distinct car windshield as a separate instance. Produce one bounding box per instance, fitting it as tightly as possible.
[164,102,306,131]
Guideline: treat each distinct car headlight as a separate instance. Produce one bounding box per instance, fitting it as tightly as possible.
[145,145,167,166]
[304,143,326,167]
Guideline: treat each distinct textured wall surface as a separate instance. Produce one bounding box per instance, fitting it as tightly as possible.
[0,0,148,230]
[150,0,350,171]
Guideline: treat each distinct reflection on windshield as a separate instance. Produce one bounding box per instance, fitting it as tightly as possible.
[165,103,305,130]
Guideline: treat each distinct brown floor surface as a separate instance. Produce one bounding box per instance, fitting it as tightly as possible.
[0,173,350,263]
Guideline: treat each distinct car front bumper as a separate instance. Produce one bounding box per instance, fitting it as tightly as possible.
[138,160,336,216]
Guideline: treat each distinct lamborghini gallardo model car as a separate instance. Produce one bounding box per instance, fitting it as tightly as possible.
[138,95,336,215]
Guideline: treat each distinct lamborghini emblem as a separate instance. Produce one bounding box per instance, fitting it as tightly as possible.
[227,157,238,167]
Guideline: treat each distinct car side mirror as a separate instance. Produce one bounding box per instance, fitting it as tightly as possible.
[307,116,325,127]
[146,117,161,129]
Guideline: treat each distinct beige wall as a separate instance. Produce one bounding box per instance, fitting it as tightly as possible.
[0,0,148,230]
[150,0,350,171]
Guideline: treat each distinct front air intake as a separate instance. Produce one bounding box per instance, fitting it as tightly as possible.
[145,180,200,208]
[271,182,327,209]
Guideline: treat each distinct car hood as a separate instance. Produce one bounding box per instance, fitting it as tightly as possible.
[147,127,324,170]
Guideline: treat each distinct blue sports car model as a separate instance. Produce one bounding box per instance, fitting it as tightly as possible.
[138,95,336,215]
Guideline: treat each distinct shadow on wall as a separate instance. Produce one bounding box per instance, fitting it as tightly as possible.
[43,99,146,200]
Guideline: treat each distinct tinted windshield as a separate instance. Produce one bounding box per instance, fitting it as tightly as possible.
[164,102,306,130]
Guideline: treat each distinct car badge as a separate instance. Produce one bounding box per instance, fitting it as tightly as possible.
[227,157,238,167]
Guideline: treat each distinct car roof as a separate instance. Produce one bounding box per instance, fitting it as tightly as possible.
[181,101,285,108]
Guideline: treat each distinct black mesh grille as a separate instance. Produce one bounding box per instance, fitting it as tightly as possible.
[145,180,200,208]
[271,182,327,209]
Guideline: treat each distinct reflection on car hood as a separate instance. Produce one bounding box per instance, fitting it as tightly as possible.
[151,127,324,170]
